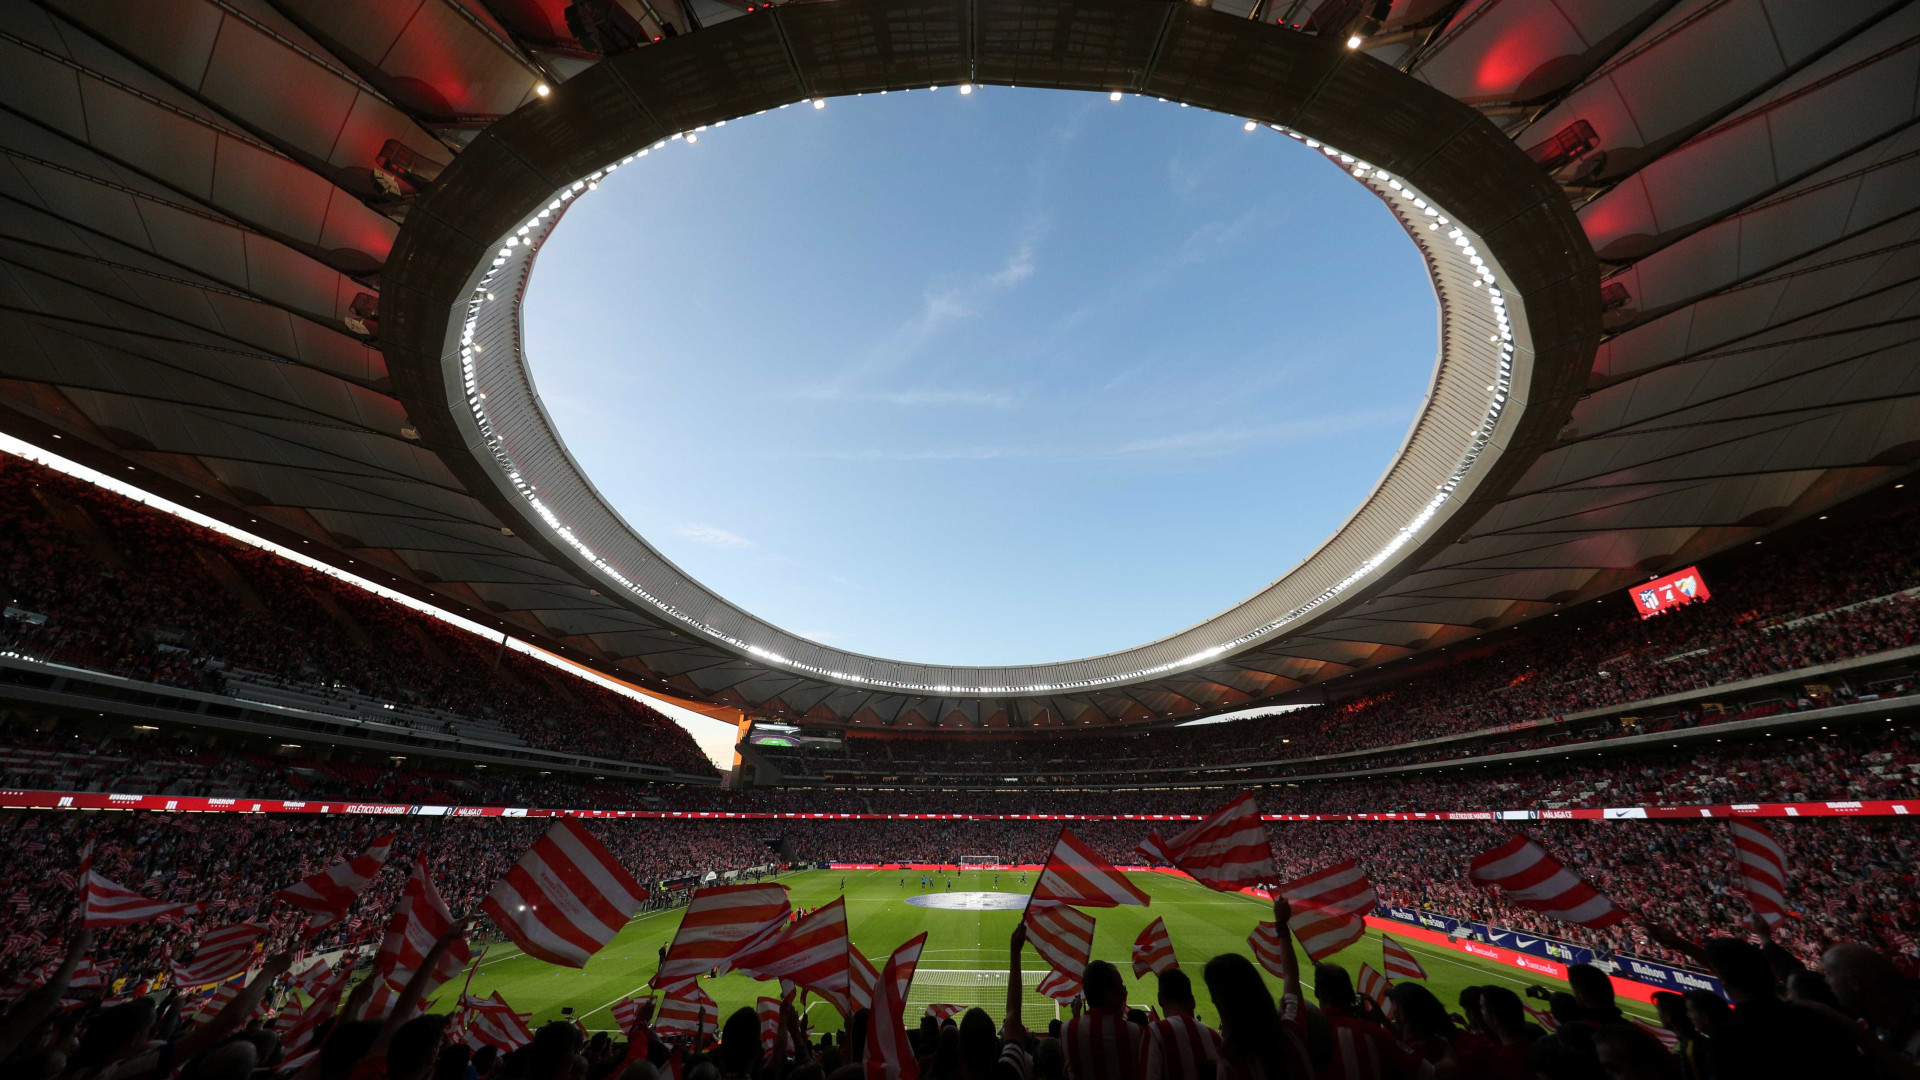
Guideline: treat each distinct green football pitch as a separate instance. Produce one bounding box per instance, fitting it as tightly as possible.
[450,868,1657,1033]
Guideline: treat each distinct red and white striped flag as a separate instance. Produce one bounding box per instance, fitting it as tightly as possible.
[1134,794,1274,892]
[926,1004,966,1021]
[611,995,655,1036]
[1468,835,1627,929]
[1279,860,1375,961]
[1524,1004,1558,1032]
[274,834,393,934]
[1131,917,1177,979]
[655,981,717,1038]
[726,896,851,1013]
[80,870,199,928]
[459,992,535,1052]
[1730,820,1788,927]
[1249,922,1291,979]
[1355,963,1390,1005]
[289,958,334,1000]
[483,820,650,968]
[367,856,471,1018]
[1034,829,1150,908]
[1381,936,1426,981]
[865,934,928,1080]
[1036,968,1081,1001]
[172,922,264,988]
[849,948,880,1012]
[193,979,244,1022]
[653,883,790,990]
[1024,899,1095,981]
[1630,1016,1680,1052]
[757,997,783,1057]
[279,963,352,1071]
[67,959,107,996]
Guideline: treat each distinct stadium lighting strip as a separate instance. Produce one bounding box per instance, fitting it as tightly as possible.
[0,431,688,721]
[451,92,1527,698]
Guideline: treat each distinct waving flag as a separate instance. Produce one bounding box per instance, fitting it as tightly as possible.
[866,934,928,1080]
[849,947,880,1012]
[1278,860,1375,961]
[1355,963,1390,1005]
[726,896,851,1011]
[1469,835,1627,929]
[1630,1016,1680,1052]
[653,883,790,990]
[1730,820,1788,927]
[1249,922,1291,979]
[1034,829,1150,908]
[611,995,655,1036]
[926,1004,966,1021]
[1024,899,1095,980]
[81,869,199,928]
[274,834,393,934]
[459,992,534,1052]
[172,922,264,988]
[192,979,245,1023]
[289,958,334,1000]
[757,997,784,1056]
[367,856,470,1018]
[1134,794,1275,892]
[1381,936,1426,981]
[280,963,352,1071]
[1131,917,1177,979]
[1036,968,1082,1001]
[484,820,650,968]
[655,982,717,1038]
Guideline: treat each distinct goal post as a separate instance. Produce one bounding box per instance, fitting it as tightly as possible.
[959,855,1006,867]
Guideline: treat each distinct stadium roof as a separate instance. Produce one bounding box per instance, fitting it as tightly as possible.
[1,0,1914,731]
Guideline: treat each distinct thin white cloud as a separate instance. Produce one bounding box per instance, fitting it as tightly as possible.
[808,407,1407,463]
[796,386,1018,408]
[678,523,753,549]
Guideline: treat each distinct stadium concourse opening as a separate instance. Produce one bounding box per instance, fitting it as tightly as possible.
[5,2,1920,1080]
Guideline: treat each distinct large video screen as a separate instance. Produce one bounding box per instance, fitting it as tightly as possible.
[1629,566,1711,619]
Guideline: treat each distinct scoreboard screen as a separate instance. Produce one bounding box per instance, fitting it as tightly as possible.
[1629,566,1711,619]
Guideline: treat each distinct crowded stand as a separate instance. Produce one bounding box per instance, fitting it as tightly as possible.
[7,707,1918,819]
[758,490,1920,782]
[0,459,712,775]
[2,805,1919,1080]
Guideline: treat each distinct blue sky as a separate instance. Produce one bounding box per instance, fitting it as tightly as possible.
[524,88,1435,668]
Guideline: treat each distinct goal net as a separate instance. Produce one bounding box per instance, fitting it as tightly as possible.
[958,855,1006,866]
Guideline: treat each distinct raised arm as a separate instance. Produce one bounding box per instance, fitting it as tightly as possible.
[370,918,470,1059]
[173,950,297,1065]
[1006,918,1028,1037]
[1271,894,1302,1003]
[0,925,93,1060]
[1640,920,1711,968]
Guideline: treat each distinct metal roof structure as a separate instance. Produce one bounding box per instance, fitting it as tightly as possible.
[1,0,1915,732]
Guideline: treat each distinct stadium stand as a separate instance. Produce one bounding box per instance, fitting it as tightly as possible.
[0,458,713,776]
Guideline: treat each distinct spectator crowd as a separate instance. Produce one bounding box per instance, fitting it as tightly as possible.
[0,459,712,774]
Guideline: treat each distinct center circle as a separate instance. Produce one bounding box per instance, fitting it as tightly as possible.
[523,88,1437,667]
[905,891,1034,911]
